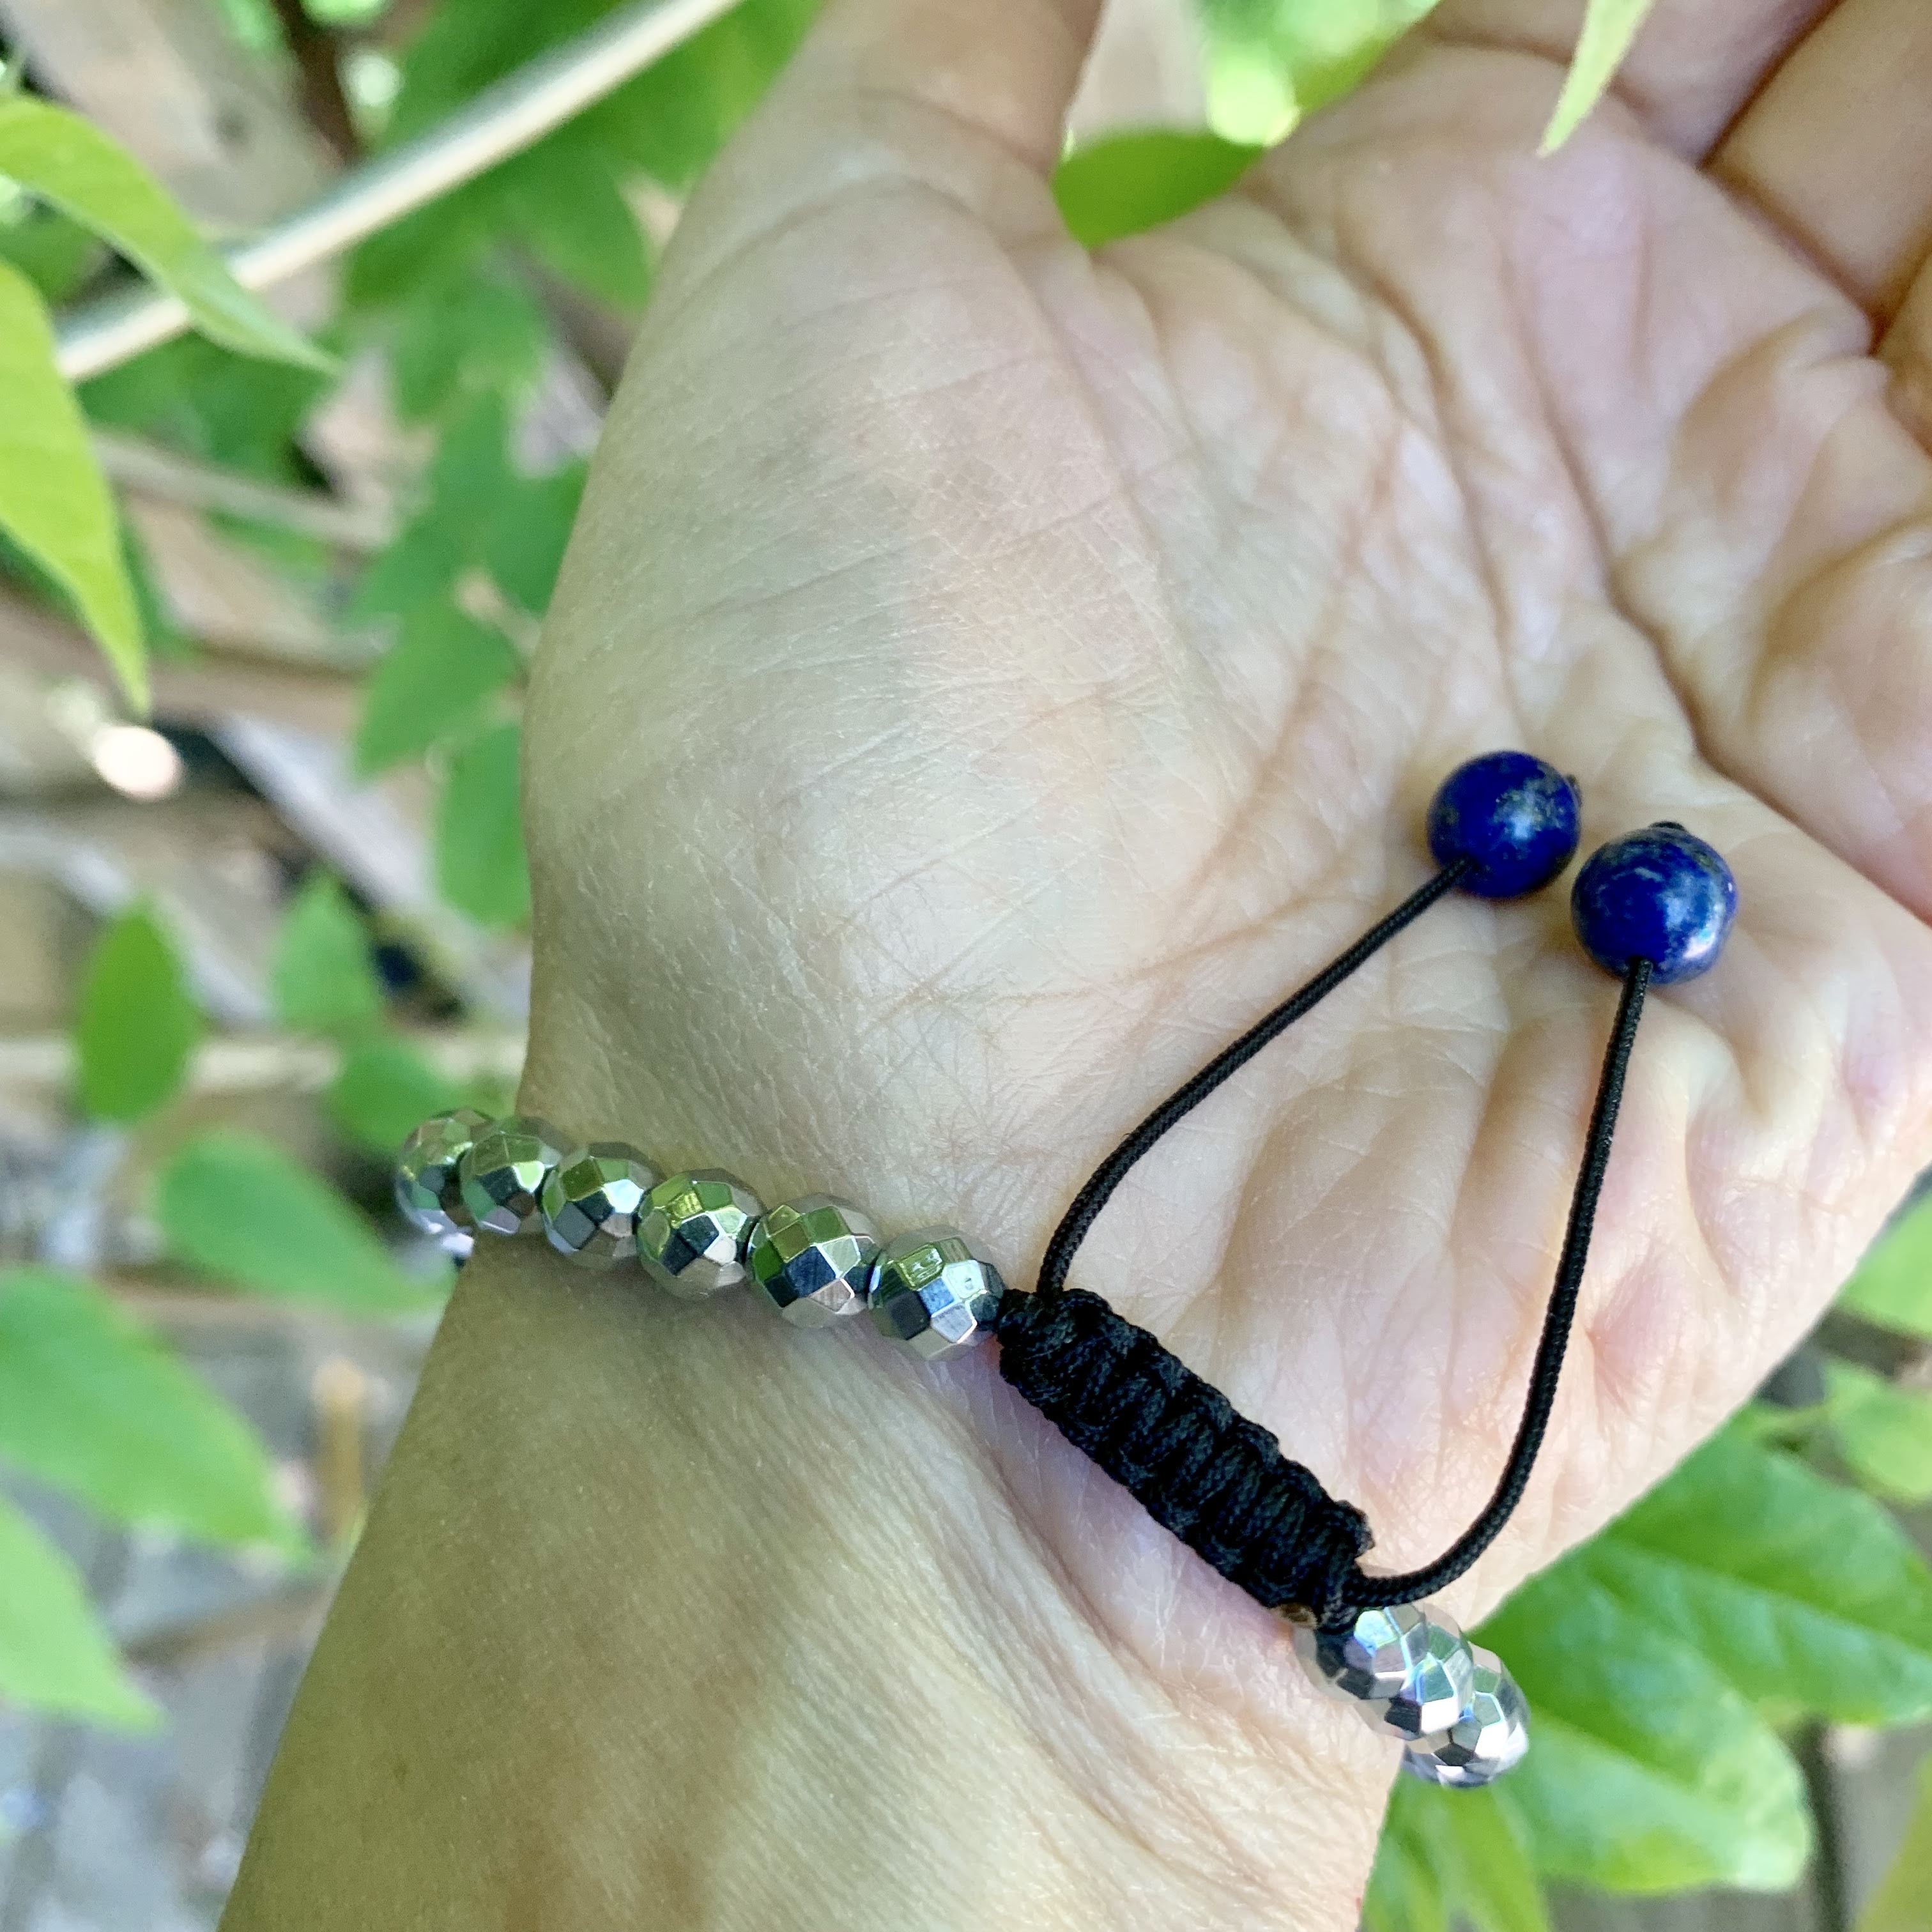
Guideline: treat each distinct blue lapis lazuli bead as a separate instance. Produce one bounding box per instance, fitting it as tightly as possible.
[1571,824,1738,985]
[1426,752,1581,900]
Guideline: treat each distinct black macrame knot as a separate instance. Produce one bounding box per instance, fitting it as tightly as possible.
[995,1287,1372,1624]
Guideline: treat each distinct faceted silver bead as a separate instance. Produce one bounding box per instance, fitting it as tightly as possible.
[637,1169,764,1299]
[540,1142,660,1269]
[457,1115,568,1238]
[868,1229,1006,1362]
[1402,1644,1530,1788]
[1292,1600,1478,1742]
[395,1108,491,1242]
[747,1195,881,1328]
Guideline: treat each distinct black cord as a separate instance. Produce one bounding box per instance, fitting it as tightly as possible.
[1036,860,1472,1301]
[1348,957,1650,1608]
[1002,884,1655,1627]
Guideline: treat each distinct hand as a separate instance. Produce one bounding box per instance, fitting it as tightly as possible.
[230,4,1932,1926]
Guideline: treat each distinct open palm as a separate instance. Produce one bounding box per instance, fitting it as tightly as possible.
[524,0,1932,1728]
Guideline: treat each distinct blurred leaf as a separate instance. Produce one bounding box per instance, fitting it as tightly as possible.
[1841,1195,1932,1340]
[505,132,654,310]
[80,331,332,484]
[0,1267,290,1548]
[327,1036,463,1156]
[355,606,523,776]
[1480,1564,1809,1891]
[1542,0,1659,151]
[485,461,586,615]
[0,259,144,707]
[1391,1781,1550,1932]
[0,94,329,369]
[1857,1749,1932,1932]
[0,1492,155,1728]
[272,874,385,1033]
[386,267,549,422]
[349,506,465,624]
[1584,1431,1932,1727]
[1053,131,1262,249]
[75,903,201,1123]
[158,1129,441,1311]
[0,203,104,302]
[436,721,529,928]
[1825,1359,1932,1505]
[1363,1793,1448,1932]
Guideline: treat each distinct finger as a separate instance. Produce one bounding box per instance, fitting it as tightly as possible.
[1713,0,1932,319]
[666,0,1105,278]
[1418,0,1832,157]
[1886,256,1932,447]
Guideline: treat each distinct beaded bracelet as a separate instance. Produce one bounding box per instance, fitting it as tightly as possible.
[395,753,1738,1791]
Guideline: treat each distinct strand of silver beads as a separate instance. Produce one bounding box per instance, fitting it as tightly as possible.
[396,1108,1528,1789]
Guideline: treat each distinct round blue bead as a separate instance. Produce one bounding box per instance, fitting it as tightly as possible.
[1426,752,1581,899]
[1570,824,1738,985]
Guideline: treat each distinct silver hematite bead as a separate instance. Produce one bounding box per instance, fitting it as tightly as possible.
[747,1195,881,1328]
[638,1170,764,1299]
[868,1229,1006,1362]
[1402,1644,1530,1788]
[540,1142,661,1269]
[395,1108,491,1243]
[458,1116,568,1238]
[1292,1600,1478,1742]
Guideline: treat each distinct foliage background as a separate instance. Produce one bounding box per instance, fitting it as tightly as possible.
[0,0,1928,1925]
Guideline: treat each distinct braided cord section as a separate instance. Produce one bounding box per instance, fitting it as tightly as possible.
[996,1287,1372,1622]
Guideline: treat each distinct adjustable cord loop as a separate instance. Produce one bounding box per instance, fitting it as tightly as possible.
[1003,863,1654,1627]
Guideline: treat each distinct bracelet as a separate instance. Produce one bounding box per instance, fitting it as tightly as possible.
[395,753,1738,1792]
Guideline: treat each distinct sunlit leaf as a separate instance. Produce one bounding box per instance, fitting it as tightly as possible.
[1588,1431,1932,1727]
[1392,1781,1551,1932]
[157,1130,442,1311]
[354,607,521,777]
[1825,1359,1932,1505]
[0,1267,291,1548]
[436,721,529,928]
[0,259,144,706]
[1053,130,1262,250]
[1480,1567,1809,1891]
[74,902,200,1123]
[1541,0,1660,152]
[0,94,329,368]
[0,1492,155,1728]
[271,873,385,1033]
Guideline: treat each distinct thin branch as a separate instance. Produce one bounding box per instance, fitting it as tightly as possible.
[55,0,747,380]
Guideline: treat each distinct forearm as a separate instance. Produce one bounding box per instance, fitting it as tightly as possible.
[222,1236,1390,1930]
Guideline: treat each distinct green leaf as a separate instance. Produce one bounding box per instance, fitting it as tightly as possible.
[504,132,654,310]
[484,462,586,616]
[0,203,104,302]
[157,1129,442,1312]
[1588,1431,1932,1727]
[1052,130,1262,250]
[354,607,522,777]
[0,95,329,369]
[0,259,144,707]
[74,902,201,1123]
[1364,1788,1448,1932]
[1825,1359,1932,1505]
[1392,1781,1551,1932]
[1541,0,1660,151]
[436,721,530,928]
[385,266,549,422]
[1841,1195,1932,1340]
[0,1491,155,1728]
[1857,1749,1932,1932]
[327,1036,463,1157]
[0,1267,289,1547]
[1478,1563,1809,1891]
[271,873,385,1032]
